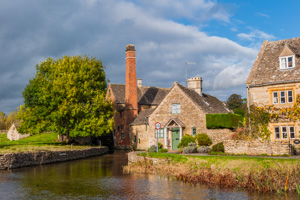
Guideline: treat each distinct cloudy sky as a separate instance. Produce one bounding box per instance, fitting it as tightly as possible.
[0,0,299,114]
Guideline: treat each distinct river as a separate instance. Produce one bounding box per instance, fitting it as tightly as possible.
[0,151,297,199]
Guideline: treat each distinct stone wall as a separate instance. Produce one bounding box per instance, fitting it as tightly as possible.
[206,129,233,145]
[128,151,169,165]
[0,147,108,170]
[223,140,290,155]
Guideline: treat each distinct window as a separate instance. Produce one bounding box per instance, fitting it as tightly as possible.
[172,103,181,114]
[121,133,125,140]
[272,90,293,104]
[274,127,280,139]
[273,92,278,104]
[282,127,288,139]
[156,129,164,138]
[280,91,286,103]
[134,136,137,143]
[120,111,123,118]
[290,126,295,139]
[287,90,293,103]
[280,55,295,69]
[192,127,196,136]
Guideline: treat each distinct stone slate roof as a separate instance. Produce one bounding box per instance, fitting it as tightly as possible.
[177,83,229,114]
[109,84,170,105]
[130,109,154,126]
[246,37,300,86]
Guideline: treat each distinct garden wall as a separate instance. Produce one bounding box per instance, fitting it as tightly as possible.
[206,129,233,144]
[223,140,290,155]
[0,146,109,170]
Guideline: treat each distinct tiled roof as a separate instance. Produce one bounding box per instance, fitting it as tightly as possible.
[130,109,154,125]
[177,83,229,114]
[246,37,300,86]
[109,84,170,105]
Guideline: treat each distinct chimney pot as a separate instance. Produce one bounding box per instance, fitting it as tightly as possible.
[126,44,135,51]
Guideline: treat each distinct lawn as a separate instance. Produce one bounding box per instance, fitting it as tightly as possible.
[0,133,92,153]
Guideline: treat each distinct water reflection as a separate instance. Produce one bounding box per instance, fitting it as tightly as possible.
[0,151,298,199]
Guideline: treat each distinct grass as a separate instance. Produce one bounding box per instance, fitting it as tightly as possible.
[0,133,93,153]
[129,152,300,193]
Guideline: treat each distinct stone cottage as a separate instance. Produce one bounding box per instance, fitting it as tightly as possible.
[107,44,231,150]
[246,37,300,142]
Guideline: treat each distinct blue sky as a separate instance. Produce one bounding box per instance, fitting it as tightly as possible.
[0,0,299,114]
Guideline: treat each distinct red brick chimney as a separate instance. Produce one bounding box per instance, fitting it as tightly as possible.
[125,44,138,117]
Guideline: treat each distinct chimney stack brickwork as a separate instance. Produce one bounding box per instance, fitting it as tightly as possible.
[187,77,203,96]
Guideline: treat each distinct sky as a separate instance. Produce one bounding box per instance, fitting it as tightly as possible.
[1,0,300,114]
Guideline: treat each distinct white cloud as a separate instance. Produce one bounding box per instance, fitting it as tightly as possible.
[0,0,257,113]
[237,29,275,41]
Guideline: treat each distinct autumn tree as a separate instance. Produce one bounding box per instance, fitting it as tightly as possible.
[18,56,114,137]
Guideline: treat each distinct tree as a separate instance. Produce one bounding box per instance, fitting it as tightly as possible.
[0,112,7,130]
[6,111,20,128]
[226,94,243,110]
[18,56,114,137]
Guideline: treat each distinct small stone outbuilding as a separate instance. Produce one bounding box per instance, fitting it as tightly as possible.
[7,123,30,141]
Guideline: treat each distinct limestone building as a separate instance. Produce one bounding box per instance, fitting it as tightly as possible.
[107,44,230,149]
[246,37,300,141]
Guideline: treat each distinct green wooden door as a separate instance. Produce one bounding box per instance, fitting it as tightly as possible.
[172,128,180,150]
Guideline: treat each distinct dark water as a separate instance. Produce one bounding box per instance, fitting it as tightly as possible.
[0,151,298,200]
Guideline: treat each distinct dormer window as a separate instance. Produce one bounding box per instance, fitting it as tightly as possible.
[280,55,295,69]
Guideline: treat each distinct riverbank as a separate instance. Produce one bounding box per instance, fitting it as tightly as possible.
[124,152,300,194]
[0,146,109,169]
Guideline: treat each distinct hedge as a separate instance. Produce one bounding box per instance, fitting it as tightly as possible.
[206,113,242,129]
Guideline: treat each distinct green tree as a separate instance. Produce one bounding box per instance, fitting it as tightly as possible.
[6,111,20,128]
[226,94,243,110]
[18,56,114,137]
[0,112,7,130]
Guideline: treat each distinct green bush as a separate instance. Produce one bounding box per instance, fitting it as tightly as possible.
[211,142,224,153]
[177,135,195,149]
[195,133,212,146]
[158,142,163,149]
[148,145,157,152]
[159,148,168,153]
[234,108,246,117]
[206,113,242,129]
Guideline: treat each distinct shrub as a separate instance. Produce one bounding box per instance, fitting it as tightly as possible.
[158,142,163,149]
[177,135,195,149]
[211,142,224,153]
[197,146,210,153]
[206,113,242,129]
[195,133,212,146]
[148,145,157,152]
[159,148,168,153]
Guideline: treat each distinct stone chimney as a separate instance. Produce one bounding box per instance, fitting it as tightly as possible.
[137,78,142,87]
[125,44,138,116]
[187,77,202,96]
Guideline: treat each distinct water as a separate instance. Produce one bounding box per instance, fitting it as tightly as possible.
[0,151,298,200]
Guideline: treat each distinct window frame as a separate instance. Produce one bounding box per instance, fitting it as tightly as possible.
[171,103,181,114]
[192,127,196,136]
[280,91,286,104]
[274,127,280,139]
[289,126,295,139]
[287,90,293,103]
[279,55,295,69]
[281,126,288,139]
[273,91,278,104]
[156,128,164,138]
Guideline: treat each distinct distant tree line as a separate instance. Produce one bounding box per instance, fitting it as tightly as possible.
[0,111,20,130]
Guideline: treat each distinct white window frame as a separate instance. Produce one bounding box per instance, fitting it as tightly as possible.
[287,90,293,103]
[171,103,181,114]
[156,128,164,138]
[282,126,288,139]
[280,91,286,104]
[273,91,278,104]
[289,126,295,139]
[279,55,295,69]
[274,127,280,139]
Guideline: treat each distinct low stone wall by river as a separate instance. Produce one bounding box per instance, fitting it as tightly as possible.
[0,147,109,169]
[128,151,169,165]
